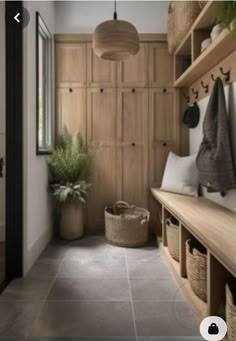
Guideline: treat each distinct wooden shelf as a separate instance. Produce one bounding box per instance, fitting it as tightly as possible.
[160,242,207,321]
[174,0,236,87]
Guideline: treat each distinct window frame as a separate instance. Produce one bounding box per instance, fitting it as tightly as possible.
[36,12,53,155]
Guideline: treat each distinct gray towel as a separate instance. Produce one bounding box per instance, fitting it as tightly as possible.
[196,78,236,193]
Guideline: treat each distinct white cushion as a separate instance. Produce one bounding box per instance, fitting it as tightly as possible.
[160,152,199,197]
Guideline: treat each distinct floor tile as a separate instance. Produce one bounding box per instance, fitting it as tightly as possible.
[0,277,52,301]
[124,243,159,260]
[130,278,185,301]
[39,244,69,261]
[0,301,43,337]
[29,301,135,337]
[27,258,61,279]
[47,277,130,301]
[57,258,127,278]
[133,300,199,337]
[127,258,173,279]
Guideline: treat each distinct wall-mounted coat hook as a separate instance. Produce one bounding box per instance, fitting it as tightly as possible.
[201,81,209,94]
[191,88,198,100]
[220,67,230,82]
[183,93,190,103]
[211,74,217,82]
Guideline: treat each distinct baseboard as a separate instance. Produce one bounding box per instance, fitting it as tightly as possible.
[24,226,52,276]
[0,224,5,242]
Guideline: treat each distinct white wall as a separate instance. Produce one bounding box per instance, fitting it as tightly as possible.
[23,1,55,274]
[55,1,169,33]
[190,82,236,212]
[0,2,5,243]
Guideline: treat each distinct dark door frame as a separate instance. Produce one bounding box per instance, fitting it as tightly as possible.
[0,0,23,291]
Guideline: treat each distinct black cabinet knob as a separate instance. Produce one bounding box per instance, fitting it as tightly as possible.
[163,88,167,93]
[132,88,135,93]
[100,88,104,92]
[69,88,73,93]
[162,142,167,147]
[131,142,136,147]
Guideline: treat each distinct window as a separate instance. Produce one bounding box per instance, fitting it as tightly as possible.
[36,12,53,154]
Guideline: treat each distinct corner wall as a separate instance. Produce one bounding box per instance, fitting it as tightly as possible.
[23,1,55,274]
[190,82,236,212]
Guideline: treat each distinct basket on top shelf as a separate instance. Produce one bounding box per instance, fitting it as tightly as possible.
[168,1,202,54]
[186,239,207,302]
[105,201,150,247]
[166,217,180,262]
[226,282,236,341]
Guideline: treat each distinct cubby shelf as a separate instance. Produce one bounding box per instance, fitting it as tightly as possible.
[174,0,236,87]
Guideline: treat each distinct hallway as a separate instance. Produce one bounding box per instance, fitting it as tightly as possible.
[0,236,200,340]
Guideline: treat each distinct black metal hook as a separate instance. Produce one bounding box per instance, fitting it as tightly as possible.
[201,81,209,94]
[191,88,198,100]
[220,67,230,82]
[183,93,190,103]
[211,74,217,82]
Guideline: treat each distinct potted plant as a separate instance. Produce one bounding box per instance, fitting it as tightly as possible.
[48,132,92,240]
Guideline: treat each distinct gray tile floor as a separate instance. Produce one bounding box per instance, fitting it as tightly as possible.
[0,235,202,341]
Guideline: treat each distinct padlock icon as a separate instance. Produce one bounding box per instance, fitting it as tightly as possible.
[208,323,219,335]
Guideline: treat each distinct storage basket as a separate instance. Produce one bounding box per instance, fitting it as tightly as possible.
[166,217,180,262]
[226,282,236,341]
[186,239,207,302]
[105,201,150,247]
[168,1,201,54]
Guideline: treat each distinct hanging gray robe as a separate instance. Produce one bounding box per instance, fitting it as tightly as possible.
[196,78,236,193]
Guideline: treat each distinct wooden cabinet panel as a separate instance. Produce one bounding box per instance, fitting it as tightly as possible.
[87,88,117,231]
[56,43,87,87]
[87,43,116,87]
[149,43,174,87]
[57,88,86,139]
[149,88,179,186]
[117,43,148,87]
[117,88,148,207]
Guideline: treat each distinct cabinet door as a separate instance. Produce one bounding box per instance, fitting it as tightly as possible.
[149,88,179,186]
[117,43,148,87]
[87,88,117,231]
[87,43,116,87]
[149,43,174,87]
[117,88,148,207]
[57,88,86,139]
[56,43,87,87]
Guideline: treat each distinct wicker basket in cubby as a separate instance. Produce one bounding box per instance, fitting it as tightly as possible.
[226,282,236,341]
[166,217,180,262]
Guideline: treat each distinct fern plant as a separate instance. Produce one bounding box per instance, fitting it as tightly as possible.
[217,1,236,29]
[48,131,93,204]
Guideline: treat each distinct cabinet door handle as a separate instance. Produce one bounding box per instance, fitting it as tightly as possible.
[162,142,167,147]
[163,88,167,93]
[100,88,104,93]
[132,88,135,93]
[131,142,136,147]
[69,88,73,93]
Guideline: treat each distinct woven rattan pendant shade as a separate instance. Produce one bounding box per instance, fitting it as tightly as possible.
[93,1,140,61]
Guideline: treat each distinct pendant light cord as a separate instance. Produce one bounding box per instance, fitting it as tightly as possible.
[113,0,117,20]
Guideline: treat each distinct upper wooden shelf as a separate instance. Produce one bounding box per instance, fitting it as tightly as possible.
[174,1,236,87]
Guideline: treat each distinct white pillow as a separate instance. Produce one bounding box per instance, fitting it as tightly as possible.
[161,152,199,197]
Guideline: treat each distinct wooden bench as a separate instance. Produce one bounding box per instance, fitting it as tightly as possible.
[151,188,236,321]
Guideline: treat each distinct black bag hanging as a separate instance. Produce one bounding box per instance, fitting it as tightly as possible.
[182,102,200,129]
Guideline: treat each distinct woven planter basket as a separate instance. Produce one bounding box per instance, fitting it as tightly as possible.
[226,283,236,341]
[105,201,150,247]
[186,239,207,302]
[168,1,201,54]
[166,217,180,262]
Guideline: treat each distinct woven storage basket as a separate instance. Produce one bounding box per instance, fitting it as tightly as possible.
[226,283,236,341]
[166,217,180,262]
[168,1,201,54]
[186,239,207,302]
[105,201,150,247]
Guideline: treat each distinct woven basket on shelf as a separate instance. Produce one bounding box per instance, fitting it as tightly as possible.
[226,283,236,341]
[186,239,207,302]
[168,1,201,54]
[166,217,180,262]
[105,201,150,247]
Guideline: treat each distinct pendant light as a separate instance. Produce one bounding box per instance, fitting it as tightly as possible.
[93,0,140,61]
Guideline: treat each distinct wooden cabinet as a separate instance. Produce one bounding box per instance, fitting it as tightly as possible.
[117,88,149,207]
[86,88,117,231]
[87,43,116,87]
[56,43,87,87]
[57,87,86,138]
[149,88,179,186]
[149,43,174,87]
[117,43,148,87]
